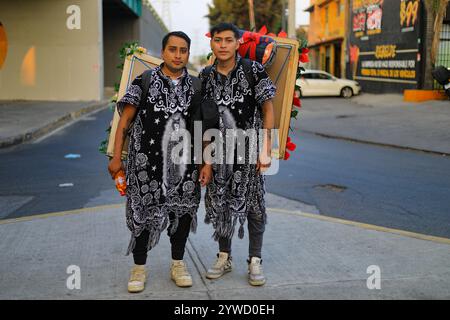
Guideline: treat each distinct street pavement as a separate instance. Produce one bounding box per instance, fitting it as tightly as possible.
[0,94,450,299]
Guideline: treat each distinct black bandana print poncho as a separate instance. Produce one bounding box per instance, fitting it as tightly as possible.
[199,56,276,241]
[116,64,201,255]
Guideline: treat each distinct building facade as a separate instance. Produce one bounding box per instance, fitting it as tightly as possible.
[306,0,349,78]
[0,0,167,101]
[306,0,450,94]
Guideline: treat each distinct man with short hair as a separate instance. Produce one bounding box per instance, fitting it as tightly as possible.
[200,22,276,286]
[108,31,212,293]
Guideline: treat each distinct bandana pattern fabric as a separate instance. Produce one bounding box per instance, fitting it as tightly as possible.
[117,65,201,255]
[199,57,276,241]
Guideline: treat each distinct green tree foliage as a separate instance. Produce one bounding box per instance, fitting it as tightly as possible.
[207,0,283,32]
[296,25,307,42]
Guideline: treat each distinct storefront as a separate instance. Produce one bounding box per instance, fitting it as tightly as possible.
[307,0,348,78]
[309,39,344,77]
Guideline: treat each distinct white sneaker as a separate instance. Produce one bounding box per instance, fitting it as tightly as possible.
[170,260,193,287]
[205,252,233,279]
[128,265,147,293]
[248,257,266,286]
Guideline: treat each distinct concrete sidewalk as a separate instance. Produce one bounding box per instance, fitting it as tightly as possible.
[298,94,450,155]
[0,193,449,300]
[0,100,110,148]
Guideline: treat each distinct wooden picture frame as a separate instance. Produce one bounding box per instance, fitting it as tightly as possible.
[106,52,198,159]
[265,36,299,160]
[107,37,299,160]
[106,52,162,159]
[207,36,300,159]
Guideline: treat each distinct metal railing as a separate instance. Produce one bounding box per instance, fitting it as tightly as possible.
[434,23,450,89]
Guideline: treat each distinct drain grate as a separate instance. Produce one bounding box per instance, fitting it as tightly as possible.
[314,184,347,192]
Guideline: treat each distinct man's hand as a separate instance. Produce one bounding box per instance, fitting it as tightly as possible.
[199,164,213,187]
[108,104,136,179]
[258,99,274,174]
[108,157,123,180]
[256,153,271,174]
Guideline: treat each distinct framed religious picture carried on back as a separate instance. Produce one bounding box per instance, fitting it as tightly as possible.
[108,35,300,161]
[106,51,198,160]
[207,34,300,160]
[264,36,300,160]
[106,52,162,159]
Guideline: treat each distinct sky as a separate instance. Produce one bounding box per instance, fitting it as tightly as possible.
[148,0,310,57]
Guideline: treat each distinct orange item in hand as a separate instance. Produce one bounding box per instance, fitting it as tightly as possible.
[115,170,127,196]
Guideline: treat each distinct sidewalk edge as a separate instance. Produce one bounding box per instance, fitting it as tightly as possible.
[302,130,450,156]
[0,101,110,149]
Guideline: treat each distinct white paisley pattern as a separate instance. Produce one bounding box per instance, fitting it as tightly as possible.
[116,64,201,255]
[199,57,276,241]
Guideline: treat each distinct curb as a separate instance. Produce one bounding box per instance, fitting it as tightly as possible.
[0,101,110,149]
[302,130,450,156]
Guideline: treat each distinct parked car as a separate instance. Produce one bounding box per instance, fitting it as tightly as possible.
[296,70,361,98]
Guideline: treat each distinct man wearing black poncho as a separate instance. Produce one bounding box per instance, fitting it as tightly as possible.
[200,23,276,286]
[108,31,212,293]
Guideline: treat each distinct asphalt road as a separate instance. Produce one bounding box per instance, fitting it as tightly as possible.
[1,107,450,239]
[0,108,123,220]
[266,129,450,239]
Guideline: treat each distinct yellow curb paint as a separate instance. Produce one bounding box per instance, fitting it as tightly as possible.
[267,207,450,246]
[0,203,124,225]
[403,89,447,102]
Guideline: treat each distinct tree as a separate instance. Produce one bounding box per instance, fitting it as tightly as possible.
[296,25,308,41]
[207,0,283,33]
[424,0,449,66]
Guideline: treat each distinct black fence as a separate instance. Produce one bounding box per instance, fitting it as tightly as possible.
[434,23,450,89]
